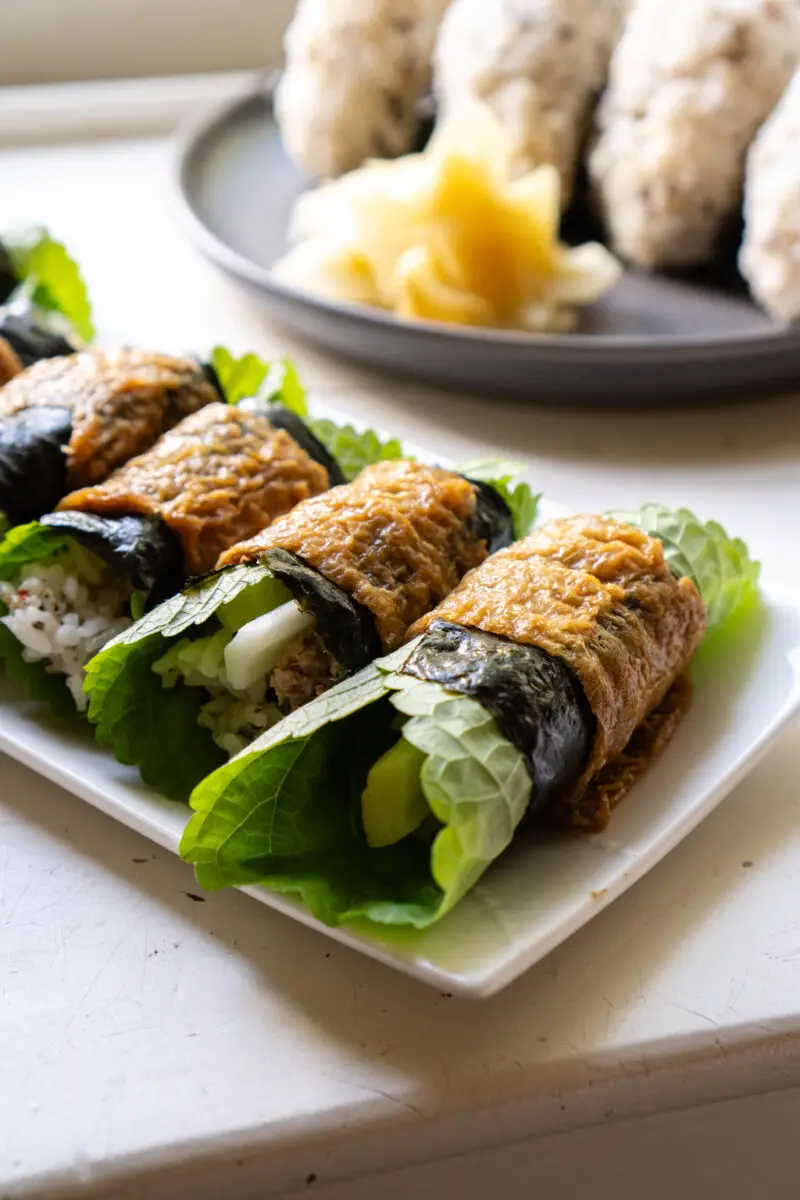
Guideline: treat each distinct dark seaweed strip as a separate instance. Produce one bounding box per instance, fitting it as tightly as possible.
[265,405,346,487]
[0,309,76,366]
[40,511,185,606]
[261,547,381,676]
[0,406,72,525]
[243,401,346,487]
[0,240,17,305]
[198,358,226,403]
[464,478,515,555]
[402,619,595,819]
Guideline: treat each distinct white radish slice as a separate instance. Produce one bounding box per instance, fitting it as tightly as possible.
[224,601,315,693]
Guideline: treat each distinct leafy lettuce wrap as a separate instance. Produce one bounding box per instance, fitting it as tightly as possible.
[179,506,760,929]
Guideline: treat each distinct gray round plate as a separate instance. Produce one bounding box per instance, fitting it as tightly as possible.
[173,86,800,403]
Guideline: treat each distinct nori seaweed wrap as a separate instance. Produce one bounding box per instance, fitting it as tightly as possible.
[179,512,719,929]
[83,460,515,800]
[0,402,339,716]
[0,348,219,526]
[405,515,708,828]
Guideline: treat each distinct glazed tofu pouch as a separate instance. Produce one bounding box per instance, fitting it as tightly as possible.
[0,401,341,716]
[178,506,759,929]
[0,348,220,527]
[83,459,529,800]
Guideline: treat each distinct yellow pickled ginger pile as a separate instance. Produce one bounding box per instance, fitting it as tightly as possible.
[273,101,621,332]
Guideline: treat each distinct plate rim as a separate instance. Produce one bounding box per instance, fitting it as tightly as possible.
[170,85,800,362]
[2,437,798,998]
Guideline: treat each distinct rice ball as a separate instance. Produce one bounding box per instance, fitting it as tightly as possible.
[740,68,800,322]
[589,0,800,269]
[433,0,631,207]
[275,0,452,179]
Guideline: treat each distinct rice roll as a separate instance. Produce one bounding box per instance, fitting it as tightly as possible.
[84,459,515,800]
[0,402,339,714]
[433,0,631,207]
[179,508,761,927]
[275,0,452,179]
[405,515,707,827]
[0,348,220,527]
[588,0,800,268]
[740,69,800,323]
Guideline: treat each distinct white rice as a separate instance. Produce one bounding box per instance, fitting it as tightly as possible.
[198,694,284,758]
[0,550,133,710]
[276,0,452,179]
[589,0,800,268]
[153,623,335,757]
[153,630,284,757]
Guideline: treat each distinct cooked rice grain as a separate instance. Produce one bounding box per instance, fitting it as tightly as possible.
[0,556,132,709]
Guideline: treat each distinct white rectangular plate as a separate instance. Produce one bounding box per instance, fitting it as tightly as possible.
[2,493,799,997]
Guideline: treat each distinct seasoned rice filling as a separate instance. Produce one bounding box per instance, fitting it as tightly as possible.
[0,544,132,709]
[153,624,336,757]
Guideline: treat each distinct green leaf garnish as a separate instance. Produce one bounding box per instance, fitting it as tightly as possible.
[0,520,71,583]
[210,347,309,416]
[381,675,531,923]
[0,619,78,719]
[612,504,762,643]
[5,228,94,341]
[85,629,227,801]
[307,419,405,482]
[209,347,270,406]
[265,357,308,417]
[130,591,147,622]
[180,642,531,929]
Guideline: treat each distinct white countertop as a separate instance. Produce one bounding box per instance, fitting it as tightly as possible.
[1,113,800,1199]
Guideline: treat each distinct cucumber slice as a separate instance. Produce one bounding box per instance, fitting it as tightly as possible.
[361,736,430,849]
[218,573,292,633]
[223,600,314,692]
